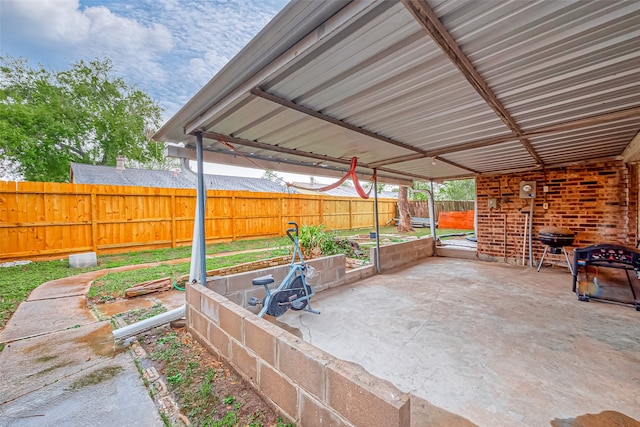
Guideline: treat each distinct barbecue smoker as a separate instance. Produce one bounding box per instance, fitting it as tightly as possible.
[537,226,575,274]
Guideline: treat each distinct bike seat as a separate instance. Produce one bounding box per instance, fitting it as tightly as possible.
[252,275,274,286]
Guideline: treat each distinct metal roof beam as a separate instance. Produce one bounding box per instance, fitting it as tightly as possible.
[201,131,356,167]
[198,131,419,185]
[250,87,426,155]
[400,0,544,166]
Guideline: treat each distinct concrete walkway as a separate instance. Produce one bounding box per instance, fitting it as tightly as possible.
[0,265,175,427]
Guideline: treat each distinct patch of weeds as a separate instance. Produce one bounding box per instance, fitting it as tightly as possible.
[277,418,296,427]
[167,372,183,386]
[113,304,167,326]
[139,327,289,427]
[69,365,123,390]
[160,412,171,427]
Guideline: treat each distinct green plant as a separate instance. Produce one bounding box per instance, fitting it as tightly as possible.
[223,395,235,405]
[277,418,295,427]
[167,372,183,385]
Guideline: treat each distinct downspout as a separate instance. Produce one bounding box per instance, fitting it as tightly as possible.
[196,132,207,285]
[112,138,210,342]
[180,156,200,281]
[180,157,197,184]
[373,170,381,273]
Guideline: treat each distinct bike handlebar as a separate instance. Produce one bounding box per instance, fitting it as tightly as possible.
[286,221,299,243]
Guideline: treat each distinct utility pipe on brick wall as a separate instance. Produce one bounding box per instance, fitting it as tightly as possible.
[528,198,534,267]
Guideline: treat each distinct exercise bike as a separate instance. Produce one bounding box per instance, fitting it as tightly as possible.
[248,222,320,318]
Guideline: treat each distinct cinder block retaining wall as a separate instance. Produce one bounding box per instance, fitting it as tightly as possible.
[205,255,377,311]
[186,242,436,425]
[371,237,435,272]
[186,284,410,426]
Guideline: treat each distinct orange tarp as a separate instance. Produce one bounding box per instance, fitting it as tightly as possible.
[437,210,474,230]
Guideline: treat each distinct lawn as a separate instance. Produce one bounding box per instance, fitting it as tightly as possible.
[0,225,471,329]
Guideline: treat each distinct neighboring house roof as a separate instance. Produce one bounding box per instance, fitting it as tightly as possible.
[292,182,397,199]
[70,163,293,194]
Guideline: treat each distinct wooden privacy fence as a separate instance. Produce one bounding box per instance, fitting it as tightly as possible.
[408,200,475,218]
[0,181,396,261]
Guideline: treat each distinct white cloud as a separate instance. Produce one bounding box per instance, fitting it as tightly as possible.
[1,0,173,83]
[0,0,288,120]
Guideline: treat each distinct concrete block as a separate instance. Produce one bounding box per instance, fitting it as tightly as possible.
[187,285,202,310]
[219,301,246,342]
[225,292,244,307]
[326,360,410,427]
[436,246,478,260]
[208,322,230,359]
[187,308,209,338]
[299,390,354,427]
[201,293,220,324]
[68,252,97,268]
[244,316,280,367]
[231,339,258,384]
[259,360,298,418]
[278,334,330,401]
[205,277,227,295]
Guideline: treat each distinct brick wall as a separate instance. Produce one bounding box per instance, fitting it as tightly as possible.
[476,160,638,265]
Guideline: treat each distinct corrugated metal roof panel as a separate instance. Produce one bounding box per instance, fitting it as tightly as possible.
[157,0,640,183]
[262,1,512,152]
[435,0,640,130]
[442,141,537,173]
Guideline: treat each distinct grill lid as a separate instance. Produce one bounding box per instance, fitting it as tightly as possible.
[538,226,575,248]
[538,226,574,238]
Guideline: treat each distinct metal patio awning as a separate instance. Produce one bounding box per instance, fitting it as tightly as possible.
[154,0,640,184]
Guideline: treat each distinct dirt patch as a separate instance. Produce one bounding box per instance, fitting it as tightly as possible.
[137,325,294,427]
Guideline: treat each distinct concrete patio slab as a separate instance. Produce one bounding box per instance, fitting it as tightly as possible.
[278,258,640,427]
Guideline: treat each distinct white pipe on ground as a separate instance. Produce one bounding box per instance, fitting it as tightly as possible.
[112,305,186,341]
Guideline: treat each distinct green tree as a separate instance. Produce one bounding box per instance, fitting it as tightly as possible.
[435,179,475,201]
[0,55,165,182]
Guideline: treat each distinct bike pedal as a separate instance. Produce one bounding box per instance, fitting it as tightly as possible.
[248,297,260,306]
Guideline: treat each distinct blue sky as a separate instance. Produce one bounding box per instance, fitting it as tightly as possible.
[0,0,336,181]
[0,0,288,122]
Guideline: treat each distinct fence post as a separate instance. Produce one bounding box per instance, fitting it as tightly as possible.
[90,189,98,253]
[231,194,237,241]
[279,196,284,232]
[171,191,176,248]
[349,200,353,230]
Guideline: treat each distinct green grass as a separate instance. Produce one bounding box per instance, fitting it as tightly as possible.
[88,249,288,300]
[0,237,291,329]
[0,226,472,329]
